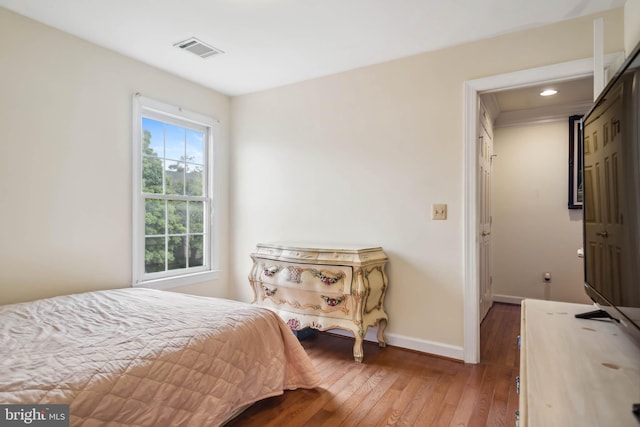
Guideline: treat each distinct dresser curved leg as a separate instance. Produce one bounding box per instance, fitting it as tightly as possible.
[377,318,387,348]
[353,334,364,363]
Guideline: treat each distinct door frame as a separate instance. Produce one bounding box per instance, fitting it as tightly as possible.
[462,53,624,363]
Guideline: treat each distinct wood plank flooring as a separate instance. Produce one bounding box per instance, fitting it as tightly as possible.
[226,303,521,427]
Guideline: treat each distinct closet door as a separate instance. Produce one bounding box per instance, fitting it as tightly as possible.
[584,81,626,305]
[479,103,494,322]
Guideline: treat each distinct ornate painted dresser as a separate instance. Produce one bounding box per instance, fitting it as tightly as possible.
[249,242,389,362]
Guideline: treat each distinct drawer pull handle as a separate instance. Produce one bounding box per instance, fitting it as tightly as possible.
[321,295,344,307]
[262,285,277,297]
[312,269,344,285]
[516,376,520,395]
[263,266,280,277]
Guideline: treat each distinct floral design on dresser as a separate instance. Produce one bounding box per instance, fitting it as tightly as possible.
[287,318,301,331]
[320,295,344,307]
[311,269,344,285]
[263,265,280,277]
[286,318,324,332]
[311,320,323,329]
[261,285,277,297]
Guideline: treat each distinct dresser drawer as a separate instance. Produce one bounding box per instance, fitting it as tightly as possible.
[254,259,353,294]
[257,285,353,320]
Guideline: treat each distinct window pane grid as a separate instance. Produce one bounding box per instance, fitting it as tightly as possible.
[143,195,208,274]
[140,113,209,279]
[142,117,207,199]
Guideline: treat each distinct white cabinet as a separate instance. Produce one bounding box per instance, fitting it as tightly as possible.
[249,242,389,362]
[519,299,640,426]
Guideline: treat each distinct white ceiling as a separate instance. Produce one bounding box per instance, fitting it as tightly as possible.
[482,76,594,127]
[493,76,594,111]
[0,0,626,96]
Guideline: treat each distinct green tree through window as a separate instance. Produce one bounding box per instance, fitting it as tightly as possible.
[141,117,206,275]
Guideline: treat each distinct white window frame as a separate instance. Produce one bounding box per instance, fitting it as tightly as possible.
[132,94,219,289]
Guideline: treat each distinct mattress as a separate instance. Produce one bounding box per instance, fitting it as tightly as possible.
[0,288,321,426]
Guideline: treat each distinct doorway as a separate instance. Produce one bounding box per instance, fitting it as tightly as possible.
[462,53,624,363]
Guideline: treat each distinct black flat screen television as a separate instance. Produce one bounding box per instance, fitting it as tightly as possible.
[580,40,640,349]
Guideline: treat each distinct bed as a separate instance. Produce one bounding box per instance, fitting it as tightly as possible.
[0,288,321,426]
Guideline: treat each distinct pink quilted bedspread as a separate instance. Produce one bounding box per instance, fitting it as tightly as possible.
[0,288,320,426]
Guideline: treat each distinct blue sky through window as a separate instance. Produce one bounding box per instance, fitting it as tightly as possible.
[143,117,164,157]
[142,117,204,165]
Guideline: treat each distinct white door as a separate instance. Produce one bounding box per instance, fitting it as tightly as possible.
[478,103,494,322]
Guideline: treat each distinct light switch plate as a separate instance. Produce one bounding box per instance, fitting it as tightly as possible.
[432,203,447,220]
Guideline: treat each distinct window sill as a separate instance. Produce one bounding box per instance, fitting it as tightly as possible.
[133,270,220,290]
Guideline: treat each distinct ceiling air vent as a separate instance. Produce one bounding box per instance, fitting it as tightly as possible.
[174,37,224,59]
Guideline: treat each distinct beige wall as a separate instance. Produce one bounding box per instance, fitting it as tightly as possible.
[492,122,591,305]
[230,9,624,354]
[625,0,640,55]
[0,8,231,304]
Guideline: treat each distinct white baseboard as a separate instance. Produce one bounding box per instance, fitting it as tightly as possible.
[327,328,464,361]
[493,294,524,305]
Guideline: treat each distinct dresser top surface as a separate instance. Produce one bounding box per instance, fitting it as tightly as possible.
[252,242,387,265]
[256,241,383,253]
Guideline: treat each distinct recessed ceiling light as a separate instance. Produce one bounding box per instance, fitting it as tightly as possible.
[540,89,558,97]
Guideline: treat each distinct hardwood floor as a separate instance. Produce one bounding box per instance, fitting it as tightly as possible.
[227,303,521,427]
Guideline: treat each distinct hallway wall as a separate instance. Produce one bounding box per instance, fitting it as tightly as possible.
[491,121,591,304]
